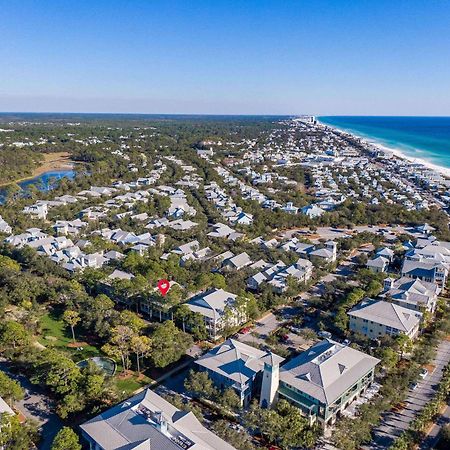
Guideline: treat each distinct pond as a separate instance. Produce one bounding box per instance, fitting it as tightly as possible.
[77,357,117,376]
[0,169,75,204]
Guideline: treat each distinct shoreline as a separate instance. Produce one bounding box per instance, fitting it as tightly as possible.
[316,118,450,179]
[0,152,75,188]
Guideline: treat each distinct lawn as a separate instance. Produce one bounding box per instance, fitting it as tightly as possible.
[39,312,153,395]
[115,373,153,395]
[38,312,101,361]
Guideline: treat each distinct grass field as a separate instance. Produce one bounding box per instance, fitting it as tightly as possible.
[39,312,101,361]
[39,312,153,395]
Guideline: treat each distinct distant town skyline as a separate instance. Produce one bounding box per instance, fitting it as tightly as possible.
[1,0,450,115]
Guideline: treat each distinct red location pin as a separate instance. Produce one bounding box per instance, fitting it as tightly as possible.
[157,279,170,296]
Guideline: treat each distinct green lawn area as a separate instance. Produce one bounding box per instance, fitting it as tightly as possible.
[38,312,101,361]
[115,373,153,395]
[39,312,153,395]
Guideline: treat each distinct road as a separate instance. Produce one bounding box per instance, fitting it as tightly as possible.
[0,360,63,450]
[420,403,450,449]
[279,225,422,243]
[364,338,450,449]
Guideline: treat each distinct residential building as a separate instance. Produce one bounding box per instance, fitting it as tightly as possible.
[401,259,448,287]
[80,388,236,450]
[195,339,283,406]
[272,339,379,427]
[186,288,244,340]
[366,256,389,273]
[348,299,422,340]
[382,277,439,313]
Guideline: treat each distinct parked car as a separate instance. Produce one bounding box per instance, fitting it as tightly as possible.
[289,325,303,334]
[409,382,418,391]
[419,368,429,379]
[318,330,332,339]
[239,327,251,334]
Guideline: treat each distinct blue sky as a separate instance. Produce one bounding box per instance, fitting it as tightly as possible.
[1,0,449,115]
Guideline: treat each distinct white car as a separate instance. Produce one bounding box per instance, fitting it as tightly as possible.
[419,368,429,379]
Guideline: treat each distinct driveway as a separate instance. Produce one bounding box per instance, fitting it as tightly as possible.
[364,338,450,449]
[0,360,63,450]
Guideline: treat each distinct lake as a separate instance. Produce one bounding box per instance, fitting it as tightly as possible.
[0,169,75,204]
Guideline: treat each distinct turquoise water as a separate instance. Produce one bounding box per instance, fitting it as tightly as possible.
[318,116,450,170]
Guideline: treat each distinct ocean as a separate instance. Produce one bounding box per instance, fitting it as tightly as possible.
[318,116,450,171]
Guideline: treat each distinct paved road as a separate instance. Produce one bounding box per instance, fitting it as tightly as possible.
[0,360,63,450]
[279,225,422,242]
[419,402,450,449]
[364,338,450,449]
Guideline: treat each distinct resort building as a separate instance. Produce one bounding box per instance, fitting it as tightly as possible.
[382,277,439,313]
[195,339,283,406]
[269,339,379,428]
[186,288,245,340]
[80,389,236,450]
[348,299,422,340]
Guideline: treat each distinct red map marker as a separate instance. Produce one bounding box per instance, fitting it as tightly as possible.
[158,279,170,296]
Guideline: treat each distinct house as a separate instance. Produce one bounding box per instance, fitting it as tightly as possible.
[0,216,12,234]
[232,212,254,226]
[375,247,395,262]
[207,223,236,239]
[300,204,325,218]
[172,240,200,256]
[0,395,15,449]
[267,339,379,428]
[195,339,283,406]
[0,396,14,415]
[415,223,435,235]
[309,241,337,264]
[348,299,422,340]
[186,288,244,340]
[382,277,439,313]
[281,202,299,214]
[80,388,236,450]
[222,252,253,271]
[22,203,48,219]
[366,256,389,273]
[401,259,448,287]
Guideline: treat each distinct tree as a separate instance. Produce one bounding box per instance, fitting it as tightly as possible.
[184,370,218,400]
[0,371,24,407]
[102,325,135,372]
[0,321,31,354]
[0,412,39,449]
[212,419,257,450]
[219,387,242,410]
[395,334,413,359]
[150,321,193,368]
[174,304,191,333]
[62,310,81,343]
[51,427,81,450]
[31,349,82,397]
[130,335,152,374]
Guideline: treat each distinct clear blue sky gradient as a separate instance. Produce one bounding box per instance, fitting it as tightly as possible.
[1,0,450,115]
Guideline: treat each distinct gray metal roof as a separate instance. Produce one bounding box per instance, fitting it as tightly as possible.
[280,339,379,405]
[348,299,421,332]
[80,389,236,450]
[196,339,283,386]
